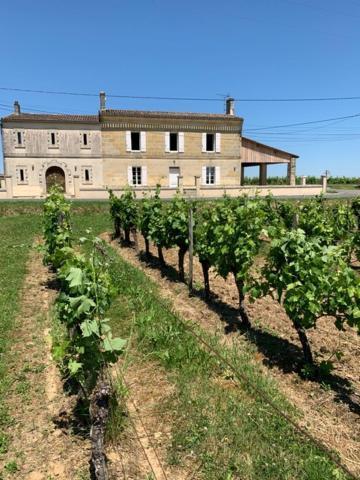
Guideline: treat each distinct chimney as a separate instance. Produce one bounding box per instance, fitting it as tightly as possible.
[14,101,21,115]
[99,91,106,111]
[225,97,235,115]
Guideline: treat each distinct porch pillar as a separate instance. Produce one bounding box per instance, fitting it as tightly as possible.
[259,164,267,185]
[240,164,245,186]
[287,158,296,186]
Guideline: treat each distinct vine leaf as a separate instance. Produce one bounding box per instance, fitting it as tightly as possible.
[102,334,126,352]
[66,267,83,287]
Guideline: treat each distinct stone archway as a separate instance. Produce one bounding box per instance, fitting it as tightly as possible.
[45,166,66,192]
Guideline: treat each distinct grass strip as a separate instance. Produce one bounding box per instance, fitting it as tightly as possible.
[106,245,351,480]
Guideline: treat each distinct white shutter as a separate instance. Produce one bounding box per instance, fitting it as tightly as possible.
[202,166,207,185]
[202,133,206,152]
[142,166,147,186]
[215,166,221,185]
[126,131,131,152]
[127,166,133,185]
[178,132,184,152]
[141,131,146,152]
[165,132,170,152]
[215,133,221,153]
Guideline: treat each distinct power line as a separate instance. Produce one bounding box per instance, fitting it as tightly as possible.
[2,86,360,103]
[243,112,360,131]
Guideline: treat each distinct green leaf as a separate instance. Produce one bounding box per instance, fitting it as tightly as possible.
[66,267,83,288]
[102,333,126,352]
[68,359,82,375]
[81,319,100,337]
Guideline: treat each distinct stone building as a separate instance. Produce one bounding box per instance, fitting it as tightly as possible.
[0,94,323,199]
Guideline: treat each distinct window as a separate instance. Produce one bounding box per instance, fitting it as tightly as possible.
[126,131,146,152]
[202,132,221,153]
[131,132,140,151]
[48,131,59,148]
[17,131,22,145]
[82,166,92,184]
[132,166,142,185]
[80,132,91,149]
[16,166,28,184]
[206,134,214,152]
[169,133,178,151]
[206,166,216,185]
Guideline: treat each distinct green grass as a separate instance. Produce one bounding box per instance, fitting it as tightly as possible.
[105,247,350,480]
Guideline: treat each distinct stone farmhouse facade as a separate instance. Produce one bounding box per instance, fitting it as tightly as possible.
[0,95,324,199]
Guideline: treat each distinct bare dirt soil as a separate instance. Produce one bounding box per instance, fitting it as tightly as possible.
[0,247,90,480]
[107,233,360,478]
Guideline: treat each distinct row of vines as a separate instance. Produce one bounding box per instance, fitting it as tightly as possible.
[109,188,360,369]
[42,187,125,480]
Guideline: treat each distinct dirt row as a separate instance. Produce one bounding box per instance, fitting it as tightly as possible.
[0,248,90,480]
[106,233,360,478]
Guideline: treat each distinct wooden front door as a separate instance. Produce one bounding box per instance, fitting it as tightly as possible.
[46,166,66,192]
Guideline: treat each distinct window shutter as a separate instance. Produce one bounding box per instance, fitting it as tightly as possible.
[142,166,147,186]
[215,133,221,153]
[202,133,206,152]
[127,166,133,185]
[215,166,221,185]
[141,131,146,152]
[202,166,207,185]
[165,132,170,152]
[178,132,184,152]
[126,131,131,152]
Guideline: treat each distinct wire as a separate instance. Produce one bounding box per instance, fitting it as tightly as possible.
[244,112,360,131]
[2,86,360,103]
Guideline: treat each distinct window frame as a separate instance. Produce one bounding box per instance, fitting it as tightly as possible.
[132,166,142,186]
[14,130,25,148]
[206,133,215,152]
[131,132,141,152]
[205,166,216,185]
[169,132,178,152]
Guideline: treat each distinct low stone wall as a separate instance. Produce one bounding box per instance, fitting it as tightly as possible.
[76,184,323,199]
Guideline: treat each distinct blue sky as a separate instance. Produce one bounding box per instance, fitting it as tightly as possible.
[1,0,360,177]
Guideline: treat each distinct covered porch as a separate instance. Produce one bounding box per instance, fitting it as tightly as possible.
[240,137,298,186]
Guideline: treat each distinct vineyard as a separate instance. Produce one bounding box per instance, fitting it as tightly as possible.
[0,190,359,479]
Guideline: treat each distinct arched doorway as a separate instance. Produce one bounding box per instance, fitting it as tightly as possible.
[45,166,66,192]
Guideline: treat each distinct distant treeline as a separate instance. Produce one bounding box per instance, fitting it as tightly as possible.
[243,176,360,185]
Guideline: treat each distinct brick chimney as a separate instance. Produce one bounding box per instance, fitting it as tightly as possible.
[226,97,235,115]
[14,101,21,115]
[99,91,106,111]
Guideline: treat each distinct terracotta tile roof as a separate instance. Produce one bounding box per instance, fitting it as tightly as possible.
[1,113,99,124]
[101,109,243,121]
[242,136,299,158]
